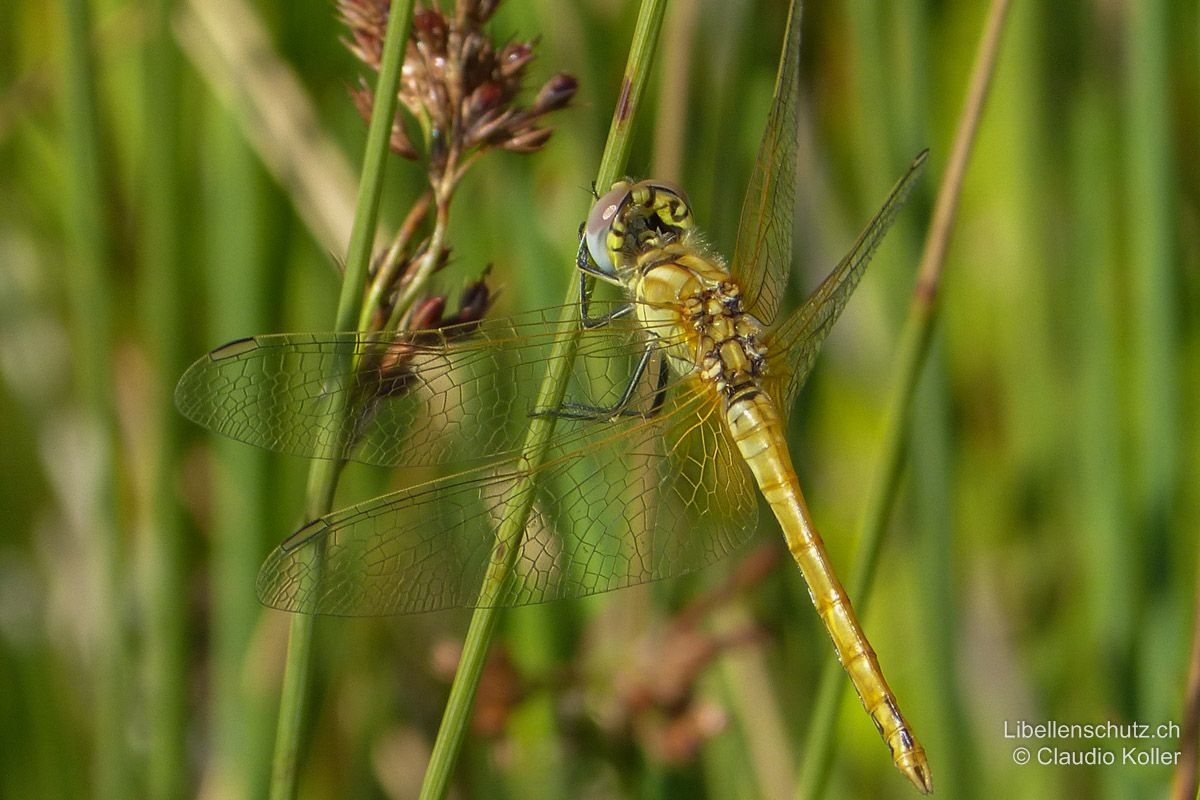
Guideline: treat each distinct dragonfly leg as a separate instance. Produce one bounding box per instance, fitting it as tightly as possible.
[574,221,590,271]
[531,338,664,421]
[577,269,633,329]
[574,223,636,329]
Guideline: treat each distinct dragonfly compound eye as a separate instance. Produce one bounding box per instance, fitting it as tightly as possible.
[642,180,690,214]
[585,182,634,279]
[585,179,695,280]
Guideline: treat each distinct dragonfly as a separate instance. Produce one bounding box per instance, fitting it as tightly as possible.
[176,0,931,793]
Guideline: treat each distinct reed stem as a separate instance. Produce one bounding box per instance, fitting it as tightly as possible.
[203,96,275,798]
[416,2,670,797]
[267,3,415,798]
[59,0,128,795]
[139,1,189,795]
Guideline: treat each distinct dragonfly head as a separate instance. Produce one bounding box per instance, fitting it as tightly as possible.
[584,179,693,284]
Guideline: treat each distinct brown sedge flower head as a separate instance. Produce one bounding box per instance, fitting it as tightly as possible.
[371,273,494,399]
[338,0,577,172]
[337,1,570,406]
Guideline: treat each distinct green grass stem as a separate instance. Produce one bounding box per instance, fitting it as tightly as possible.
[59,0,129,796]
[889,0,970,794]
[794,1,1011,796]
[138,1,190,795]
[909,352,974,798]
[1123,0,1177,529]
[268,3,415,798]
[416,2,669,797]
[1068,79,1130,703]
[202,96,275,798]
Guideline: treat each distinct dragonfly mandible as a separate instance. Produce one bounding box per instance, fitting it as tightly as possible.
[176,0,931,792]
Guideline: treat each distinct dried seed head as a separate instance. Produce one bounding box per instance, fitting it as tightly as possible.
[412,7,448,45]
[338,3,566,336]
[407,295,447,330]
[349,78,418,159]
[502,126,553,154]
[466,80,503,123]
[444,273,492,329]
[338,0,577,168]
[337,0,389,68]
[498,41,535,79]
[466,107,516,148]
[533,73,578,114]
[459,0,502,25]
[372,268,490,399]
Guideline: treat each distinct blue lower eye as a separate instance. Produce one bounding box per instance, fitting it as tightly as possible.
[584,183,632,276]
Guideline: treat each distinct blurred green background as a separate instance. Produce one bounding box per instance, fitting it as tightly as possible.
[1,0,1197,798]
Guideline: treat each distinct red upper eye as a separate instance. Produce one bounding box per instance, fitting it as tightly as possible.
[642,180,689,209]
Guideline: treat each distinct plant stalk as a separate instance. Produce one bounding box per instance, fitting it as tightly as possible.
[267,3,415,798]
[416,1,670,797]
[59,0,128,796]
[139,1,189,795]
[203,97,275,798]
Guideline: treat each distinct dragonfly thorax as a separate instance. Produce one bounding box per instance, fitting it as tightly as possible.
[687,280,769,405]
[586,178,777,410]
[629,242,769,408]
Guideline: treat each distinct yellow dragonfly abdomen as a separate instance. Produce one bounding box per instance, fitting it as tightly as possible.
[614,222,932,793]
[725,389,931,792]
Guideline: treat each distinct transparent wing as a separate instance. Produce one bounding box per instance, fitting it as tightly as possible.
[729,0,801,325]
[767,151,929,410]
[175,303,686,471]
[256,377,760,614]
